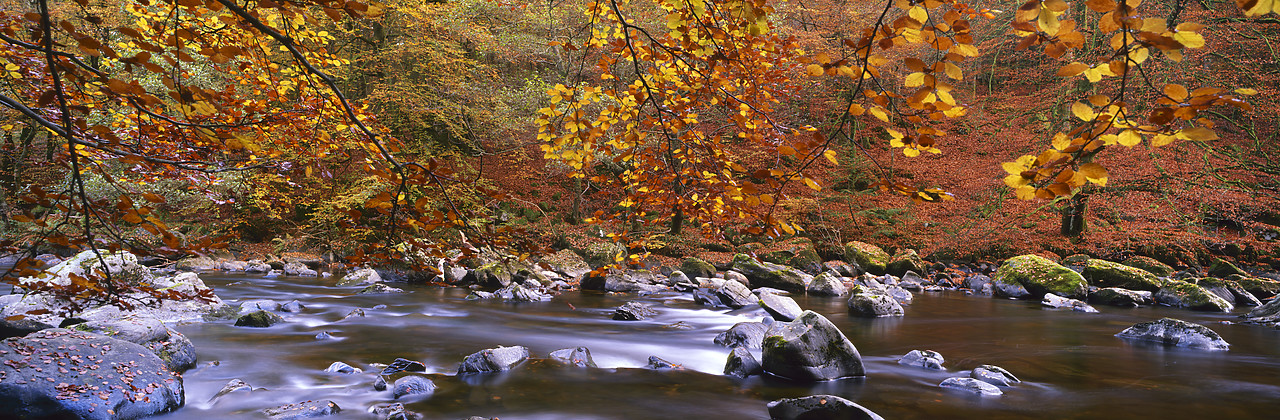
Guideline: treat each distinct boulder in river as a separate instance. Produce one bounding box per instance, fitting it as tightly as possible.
[208,379,253,403]
[0,328,185,420]
[964,275,993,294]
[239,299,282,314]
[1120,256,1174,277]
[68,313,197,373]
[1234,276,1280,301]
[806,272,848,296]
[680,257,717,279]
[458,346,529,373]
[724,347,762,378]
[1083,259,1164,291]
[324,361,362,374]
[759,293,803,322]
[970,365,1020,387]
[716,279,757,309]
[885,249,927,277]
[767,394,885,420]
[940,377,1003,396]
[236,310,285,327]
[715,322,768,349]
[761,310,864,381]
[731,253,809,292]
[612,301,657,321]
[337,267,383,286]
[897,349,945,370]
[1195,277,1261,307]
[1041,293,1099,313]
[580,269,665,293]
[0,317,54,340]
[392,376,436,399]
[847,292,904,317]
[1241,296,1280,328]
[646,355,684,370]
[370,403,422,420]
[494,283,549,302]
[992,255,1088,300]
[380,358,427,375]
[1115,317,1230,350]
[843,241,890,276]
[264,400,341,420]
[1154,280,1233,312]
[884,285,914,305]
[550,347,597,368]
[1089,287,1148,307]
[357,283,407,295]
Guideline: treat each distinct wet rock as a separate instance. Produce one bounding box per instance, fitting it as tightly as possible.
[69,313,197,372]
[759,293,803,321]
[245,260,272,273]
[886,249,927,277]
[762,310,864,381]
[282,262,309,276]
[992,255,1088,300]
[1155,280,1233,312]
[1196,278,1261,307]
[1115,317,1230,350]
[221,260,249,272]
[822,260,863,277]
[467,263,514,288]
[646,355,683,370]
[1208,258,1248,278]
[940,377,1003,396]
[549,347,597,367]
[724,347,763,378]
[280,300,306,312]
[732,253,809,292]
[458,345,529,373]
[885,285,913,305]
[465,291,496,300]
[715,322,768,349]
[806,272,848,296]
[0,317,53,340]
[612,301,657,321]
[1041,293,1099,313]
[0,329,184,420]
[358,283,407,295]
[970,365,1020,387]
[1090,287,1147,307]
[897,271,928,290]
[992,279,1031,299]
[492,283,549,302]
[392,376,436,399]
[337,267,383,286]
[724,270,750,285]
[580,269,665,293]
[236,310,285,327]
[1083,260,1163,292]
[209,378,253,403]
[239,299,282,314]
[1234,276,1280,300]
[370,403,422,420]
[342,308,366,321]
[264,269,283,278]
[1120,256,1174,277]
[680,257,717,279]
[843,241,890,275]
[693,288,726,308]
[381,358,427,375]
[1240,297,1280,328]
[898,349,944,370]
[264,400,341,420]
[716,279,757,309]
[767,395,885,420]
[324,361,362,374]
[847,293,905,317]
[373,375,387,391]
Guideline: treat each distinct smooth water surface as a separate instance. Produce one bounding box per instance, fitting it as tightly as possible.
[159,273,1280,419]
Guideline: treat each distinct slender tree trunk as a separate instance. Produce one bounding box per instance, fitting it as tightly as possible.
[1061,192,1088,236]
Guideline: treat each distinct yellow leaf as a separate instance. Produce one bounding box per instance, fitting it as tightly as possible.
[1173,31,1205,48]
[848,103,866,115]
[944,62,962,80]
[953,44,979,57]
[869,106,890,122]
[1178,126,1218,141]
[1015,185,1037,200]
[1052,133,1071,150]
[1002,161,1027,175]
[1071,102,1096,121]
[1129,47,1150,64]
[909,6,929,24]
[1235,88,1258,95]
[1038,7,1061,36]
[803,177,821,191]
[905,72,927,87]
[1163,84,1188,101]
[806,64,825,77]
[778,145,796,156]
[1057,62,1090,77]
[902,147,920,157]
[1099,134,1118,145]
[823,149,839,164]
[1152,134,1177,147]
[1079,163,1108,186]
[1117,129,1142,146]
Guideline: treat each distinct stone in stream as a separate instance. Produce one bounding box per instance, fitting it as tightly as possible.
[884,285,914,305]
[392,376,436,399]
[823,260,864,277]
[373,375,388,391]
[731,253,810,292]
[370,403,422,420]
[1041,293,1099,313]
[767,395,885,420]
[646,355,684,370]
[342,308,366,321]
[263,400,342,420]
[494,283,549,302]
[458,345,530,373]
[236,310,285,327]
[381,358,427,375]
[1089,287,1147,307]
[897,349,945,370]
[1196,277,1261,307]
[693,288,727,308]
[1115,317,1230,350]
[239,299,282,314]
[315,331,335,340]
[806,272,848,297]
[324,361,362,374]
[337,267,383,286]
[612,301,658,321]
[759,293,803,322]
[897,271,929,290]
[716,279,757,309]
[0,329,185,420]
[1154,280,1233,312]
[964,274,993,292]
[357,283,407,295]
[992,255,1088,299]
[940,377,1003,396]
[761,310,865,381]
[549,347,598,367]
[68,313,198,373]
[1082,259,1164,291]
[1242,296,1280,328]
[208,378,253,403]
[280,300,306,312]
[714,321,768,349]
[970,365,1021,387]
[724,347,763,378]
[847,292,905,317]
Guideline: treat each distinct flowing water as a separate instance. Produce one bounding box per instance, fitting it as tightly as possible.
[156,273,1280,419]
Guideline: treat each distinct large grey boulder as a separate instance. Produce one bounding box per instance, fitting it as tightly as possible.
[715,322,768,349]
[761,311,864,381]
[0,329,184,420]
[235,310,285,327]
[392,376,436,399]
[767,395,884,420]
[612,301,657,321]
[992,255,1088,299]
[458,346,529,373]
[759,293,803,322]
[1196,278,1261,307]
[1089,287,1148,307]
[1041,293,1099,313]
[847,293,904,317]
[69,314,197,373]
[494,283,549,302]
[1115,318,1230,350]
[715,279,757,309]
[806,272,848,296]
[580,269,664,293]
[731,254,809,292]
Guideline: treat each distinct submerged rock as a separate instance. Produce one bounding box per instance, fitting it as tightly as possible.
[392,376,436,399]
[209,378,253,403]
[971,365,1021,387]
[898,349,945,370]
[1115,318,1230,350]
[612,301,657,321]
[715,322,768,349]
[761,310,864,381]
[1041,293,1099,313]
[940,377,1003,396]
[767,395,885,420]
[324,361,361,374]
[236,310,285,327]
[458,346,529,373]
[549,347,597,367]
[724,347,762,378]
[264,400,341,420]
[646,355,684,370]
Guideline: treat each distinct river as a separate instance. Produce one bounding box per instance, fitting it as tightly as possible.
[158,273,1280,419]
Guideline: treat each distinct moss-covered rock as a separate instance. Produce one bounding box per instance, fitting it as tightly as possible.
[1232,276,1280,300]
[731,254,808,292]
[1194,277,1261,307]
[1242,297,1280,328]
[843,241,889,275]
[761,311,864,381]
[581,242,627,269]
[1121,256,1174,277]
[1060,254,1093,267]
[992,255,1088,299]
[1154,280,1233,312]
[679,257,717,279]
[1082,260,1163,291]
[788,247,824,275]
[1207,258,1248,278]
[466,263,514,288]
[235,310,284,327]
[885,249,926,276]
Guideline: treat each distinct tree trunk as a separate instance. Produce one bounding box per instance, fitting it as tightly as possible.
[1060,193,1088,236]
